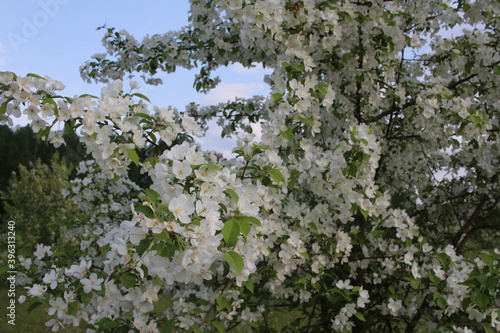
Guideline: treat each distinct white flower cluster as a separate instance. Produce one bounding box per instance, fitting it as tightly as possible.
[2,0,499,331]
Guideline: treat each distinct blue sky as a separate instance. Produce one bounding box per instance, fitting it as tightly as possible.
[0,0,270,154]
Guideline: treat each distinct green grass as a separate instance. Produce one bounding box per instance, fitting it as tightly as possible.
[1,287,52,332]
[0,286,297,332]
[0,287,85,333]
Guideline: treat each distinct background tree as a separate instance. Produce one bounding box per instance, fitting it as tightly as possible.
[1,153,79,252]
[0,125,86,216]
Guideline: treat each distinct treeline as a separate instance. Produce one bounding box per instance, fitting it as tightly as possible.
[0,125,87,214]
[0,125,157,218]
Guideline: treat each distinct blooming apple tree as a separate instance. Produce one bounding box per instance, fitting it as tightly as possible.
[1,0,499,332]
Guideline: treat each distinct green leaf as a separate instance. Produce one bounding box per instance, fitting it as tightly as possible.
[35,125,51,140]
[247,216,261,226]
[0,101,8,115]
[347,165,357,178]
[233,215,261,226]
[192,307,203,314]
[225,251,244,273]
[152,276,163,286]
[291,63,305,72]
[160,319,176,333]
[464,61,474,74]
[280,127,293,140]
[135,204,155,218]
[253,144,270,150]
[341,53,353,64]
[79,94,99,99]
[478,253,494,267]
[475,293,489,310]
[161,243,177,260]
[213,321,226,333]
[235,219,251,239]
[42,97,58,110]
[0,265,9,275]
[316,83,330,97]
[64,119,74,133]
[151,242,166,253]
[216,295,230,310]
[0,70,15,78]
[200,163,222,171]
[144,188,161,205]
[354,312,366,322]
[132,93,151,103]
[148,131,157,143]
[81,292,92,306]
[156,230,170,242]
[272,93,284,103]
[494,65,500,75]
[68,301,79,316]
[483,324,494,333]
[436,297,447,309]
[134,112,154,121]
[26,73,46,80]
[410,278,420,289]
[243,279,255,294]
[429,274,440,284]
[462,297,472,310]
[102,320,121,329]
[300,117,314,127]
[121,274,136,289]
[127,148,140,166]
[268,168,285,183]
[137,237,152,256]
[359,208,368,220]
[28,301,42,314]
[477,275,497,290]
[150,59,159,72]
[224,189,239,203]
[435,253,448,264]
[221,220,240,247]
[470,115,486,125]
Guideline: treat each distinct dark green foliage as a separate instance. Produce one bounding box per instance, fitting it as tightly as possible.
[1,153,79,252]
[0,125,87,215]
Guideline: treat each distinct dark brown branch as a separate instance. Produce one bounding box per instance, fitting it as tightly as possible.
[241,160,250,180]
[443,192,472,203]
[304,296,319,332]
[199,284,229,327]
[452,197,488,250]
[447,73,477,90]
[145,137,166,152]
[370,100,416,122]
[452,173,498,254]
[456,197,499,254]
[114,267,135,279]
[410,191,474,219]
[387,134,421,140]
[404,297,428,333]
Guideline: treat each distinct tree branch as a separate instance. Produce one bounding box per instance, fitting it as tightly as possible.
[370,100,416,122]
[447,73,477,90]
[404,297,428,333]
[452,174,498,254]
[456,197,499,254]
